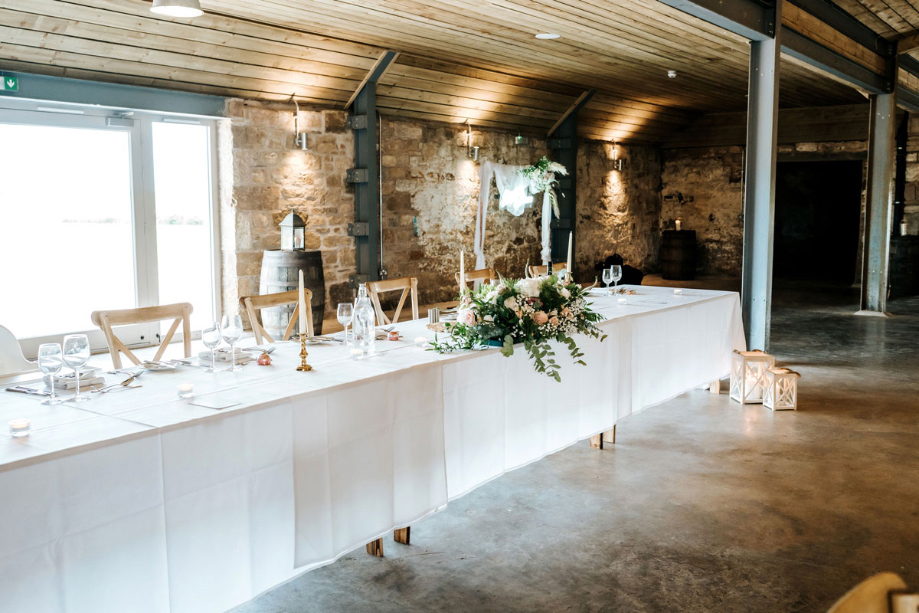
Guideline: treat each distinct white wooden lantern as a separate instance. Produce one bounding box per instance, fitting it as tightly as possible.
[764,368,800,411]
[730,350,775,404]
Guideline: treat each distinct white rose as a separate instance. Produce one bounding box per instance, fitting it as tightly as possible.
[483,315,494,323]
[457,308,477,326]
[517,277,541,298]
[561,288,570,299]
[504,296,518,310]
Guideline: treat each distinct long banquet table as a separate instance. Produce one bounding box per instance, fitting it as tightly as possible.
[0,286,745,613]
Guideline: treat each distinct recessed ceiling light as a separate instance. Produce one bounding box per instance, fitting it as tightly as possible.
[667,70,678,78]
[151,0,204,18]
[535,33,561,40]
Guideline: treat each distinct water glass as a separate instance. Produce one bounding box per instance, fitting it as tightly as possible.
[38,343,64,405]
[337,303,353,345]
[62,334,91,402]
[602,268,613,293]
[221,314,244,372]
[201,321,222,373]
[610,265,623,289]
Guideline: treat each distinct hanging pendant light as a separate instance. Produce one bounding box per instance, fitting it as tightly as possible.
[151,0,203,18]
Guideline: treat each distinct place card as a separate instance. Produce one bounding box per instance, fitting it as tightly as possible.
[188,397,241,411]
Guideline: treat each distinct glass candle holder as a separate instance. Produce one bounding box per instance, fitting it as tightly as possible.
[414,337,428,348]
[350,348,364,360]
[673,288,683,295]
[617,297,627,305]
[177,383,195,400]
[9,418,30,438]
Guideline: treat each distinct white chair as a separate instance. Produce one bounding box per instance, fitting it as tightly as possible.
[0,325,36,377]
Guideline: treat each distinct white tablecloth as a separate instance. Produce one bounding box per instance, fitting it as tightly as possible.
[0,286,744,613]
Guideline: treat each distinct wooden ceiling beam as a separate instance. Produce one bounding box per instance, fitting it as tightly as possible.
[547,90,595,137]
[897,32,919,55]
[344,50,399,109]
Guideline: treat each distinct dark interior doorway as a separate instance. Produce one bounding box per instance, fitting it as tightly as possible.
[774,160,863,283]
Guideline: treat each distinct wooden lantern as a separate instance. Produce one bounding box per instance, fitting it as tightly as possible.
[764,367,801,411]
[730,350,775,404]
[280,211,305,251]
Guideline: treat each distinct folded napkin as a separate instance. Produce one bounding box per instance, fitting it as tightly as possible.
[198,348,254,365]
[43,374,105,389]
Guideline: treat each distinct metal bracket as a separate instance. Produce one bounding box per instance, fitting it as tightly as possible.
[347,114,368,130]
[346,168,369,183]
[349,274,370,288]
[347,222,370,236]
[548,138,573,149]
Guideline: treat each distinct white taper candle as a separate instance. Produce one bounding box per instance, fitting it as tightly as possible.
[298,269,307,336]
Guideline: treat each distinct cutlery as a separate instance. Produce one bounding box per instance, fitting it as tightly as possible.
[92,372,142,393]
[5,386,50,397]
[100,384,142,394]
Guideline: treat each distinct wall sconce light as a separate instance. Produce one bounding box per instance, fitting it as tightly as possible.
[467,121,480,161]
[611,142,624,171]
[514,131,529,146]
[292,97,308,151]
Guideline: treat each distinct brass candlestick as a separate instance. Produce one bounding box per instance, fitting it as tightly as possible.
[296,334,313,371]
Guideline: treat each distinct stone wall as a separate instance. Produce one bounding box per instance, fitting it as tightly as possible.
[577,142,663,279]
[904,114,919,235]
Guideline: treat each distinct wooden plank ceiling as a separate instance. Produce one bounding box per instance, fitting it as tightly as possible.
[0,0,865,144]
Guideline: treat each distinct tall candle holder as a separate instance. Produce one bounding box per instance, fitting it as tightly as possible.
[296,335,313,372]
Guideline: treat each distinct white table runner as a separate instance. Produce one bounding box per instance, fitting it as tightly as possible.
[0,286,744,613]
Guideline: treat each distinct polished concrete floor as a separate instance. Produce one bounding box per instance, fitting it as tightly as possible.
[235,280,919,613]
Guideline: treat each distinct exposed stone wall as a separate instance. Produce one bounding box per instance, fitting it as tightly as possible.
[576,142,663,279]
[661,141,868,277]
[222,99,354,321]
[903,114,919,235]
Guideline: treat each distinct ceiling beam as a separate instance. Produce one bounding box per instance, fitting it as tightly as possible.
[897,33,919,56]
[781,28,889,94]
[344,50,399,110]
[547,90,595,137]
[655,0,775,41]
[788,0,893,56]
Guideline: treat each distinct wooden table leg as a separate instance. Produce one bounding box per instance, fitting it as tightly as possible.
[603,424,616,445]
[710,379,721,394]
[366,538,383,557]
[590,434,603,449]
[394,526,410,545]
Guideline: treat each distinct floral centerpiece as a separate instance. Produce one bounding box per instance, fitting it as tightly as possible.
[431,274,606,381]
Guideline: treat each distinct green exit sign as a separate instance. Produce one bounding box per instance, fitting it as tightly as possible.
[1,76,18,92]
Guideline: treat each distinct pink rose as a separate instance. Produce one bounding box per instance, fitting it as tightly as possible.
[561,307,571,317]
[534,311,549,325]
[457,309,477,326]
[549,316,560,326]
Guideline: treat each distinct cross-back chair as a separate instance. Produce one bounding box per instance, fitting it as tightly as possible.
[239,289,313,345]
[90,302,193,369]
[528,263,567,277]
[456,267,497,293]
[366,277,419,325]
[0,325,35,377]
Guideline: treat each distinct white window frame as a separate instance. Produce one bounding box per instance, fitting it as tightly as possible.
[0,98,222,357]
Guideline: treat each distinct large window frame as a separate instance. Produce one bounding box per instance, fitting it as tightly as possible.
[0,98,222,356]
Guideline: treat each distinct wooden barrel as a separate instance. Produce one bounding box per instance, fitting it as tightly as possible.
[660,230,697,280]
[258,250,324,337]
[889,236,919,299]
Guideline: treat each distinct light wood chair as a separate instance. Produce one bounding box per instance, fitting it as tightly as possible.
[0,325,35,377]
[528,263,567,277]
[366,277,419,325]
[456,267,497,292]
[239,289,313,345]
[91,303,193,369]
[827,572,911,613]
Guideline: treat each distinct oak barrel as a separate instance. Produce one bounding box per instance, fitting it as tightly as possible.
[258,250,324,337]
[660,230,697,280]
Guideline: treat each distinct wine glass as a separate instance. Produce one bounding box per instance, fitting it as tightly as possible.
[38,343,64,405]
[62,334,91,402]
[221,314,244,372]
[337,303,353,345]
[611,265,623,290]
[602,268,613,294]
[201,321,222,373]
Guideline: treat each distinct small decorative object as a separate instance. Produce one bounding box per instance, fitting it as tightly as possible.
[431,274,606,382]
[9,418,30,438]
[675,218,682,231]
[617,297,627,305]
[428,308,440,324]
[350,348,363,359]
[414,336,428,347]
[177,383,194,399]
[280,210,306,251]
[764,367,800,411]
[257,351,272,366]
[730,350,776,405]
[902,220,909,236]
[673,288,683,295]
[387,330,401,341]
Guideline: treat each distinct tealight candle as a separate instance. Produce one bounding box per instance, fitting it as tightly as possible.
[673,288,683,295]
[350,348,364,359]
[9,418,30,438]
[177,383,194,400]
[414,336,428,347]
[617,297,627,305]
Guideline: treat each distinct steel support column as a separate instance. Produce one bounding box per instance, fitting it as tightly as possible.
[741,1,782,351]
[859,90,897,315]
[346,51,398,287]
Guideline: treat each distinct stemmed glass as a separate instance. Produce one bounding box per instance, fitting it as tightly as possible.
[38,343,64,405]
[221,314,243,372]
[602,268,613,294]
[337,303,353,345]
[62,334,91,402]
[610,265,623,290]
[202,321,222,373]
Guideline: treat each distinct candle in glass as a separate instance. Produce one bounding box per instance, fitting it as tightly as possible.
[9,418,30,438]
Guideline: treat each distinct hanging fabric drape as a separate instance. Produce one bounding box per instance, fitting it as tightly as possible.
[473,161,535,269]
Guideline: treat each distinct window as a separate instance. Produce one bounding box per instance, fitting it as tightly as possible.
[0,101,220,356]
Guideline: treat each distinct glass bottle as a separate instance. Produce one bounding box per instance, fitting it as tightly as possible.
[353,283,376,356]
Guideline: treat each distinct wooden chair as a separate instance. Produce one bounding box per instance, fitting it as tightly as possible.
[456,267,497,292]
[528,263,567,277]
[366,277,419,325]
[828,572,911,613]
[90,303,193,369]
[239,289,313,345]
[0,325,35,377]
